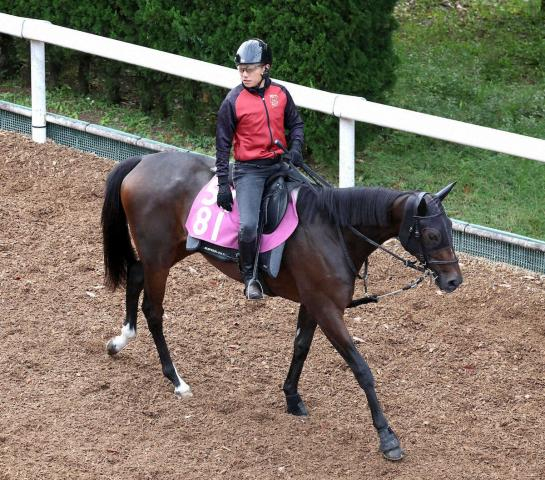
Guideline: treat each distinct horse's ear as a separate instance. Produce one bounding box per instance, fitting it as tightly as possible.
[435,182,456,201]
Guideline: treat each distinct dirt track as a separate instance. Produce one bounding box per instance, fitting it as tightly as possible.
[1,130,544,479]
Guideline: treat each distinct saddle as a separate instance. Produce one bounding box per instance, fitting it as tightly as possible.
[259,162,303,233]
[186,162,306,282]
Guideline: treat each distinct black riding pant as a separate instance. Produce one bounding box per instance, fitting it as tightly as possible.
[233,159,284,244]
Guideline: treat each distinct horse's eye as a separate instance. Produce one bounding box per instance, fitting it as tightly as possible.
[422,228,441,248]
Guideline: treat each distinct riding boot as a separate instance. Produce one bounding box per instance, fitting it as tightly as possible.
[238,239,264,300]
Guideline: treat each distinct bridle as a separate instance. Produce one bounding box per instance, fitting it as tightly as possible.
[397,191,459,268]
[345,192,459,307]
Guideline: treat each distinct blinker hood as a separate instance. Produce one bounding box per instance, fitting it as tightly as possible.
[398,192,453,260]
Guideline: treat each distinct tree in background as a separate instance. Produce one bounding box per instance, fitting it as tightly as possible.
[0,0,399,164]
[163,0,400,162]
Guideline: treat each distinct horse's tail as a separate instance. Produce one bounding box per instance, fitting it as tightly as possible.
[101,156,142,290]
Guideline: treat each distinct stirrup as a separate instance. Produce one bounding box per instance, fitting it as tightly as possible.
[244,278,264,300]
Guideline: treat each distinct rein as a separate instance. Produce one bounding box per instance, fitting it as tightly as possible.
[349,262,435,307]
[344,224,432,309]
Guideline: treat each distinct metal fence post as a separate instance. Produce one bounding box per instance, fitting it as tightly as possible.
[339,117,355,187]
[30,40,46,143]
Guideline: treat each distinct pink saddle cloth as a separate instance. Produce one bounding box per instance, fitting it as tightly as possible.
[185,176,299,253]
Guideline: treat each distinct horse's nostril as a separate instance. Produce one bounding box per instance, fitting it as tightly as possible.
[448,277,461,289]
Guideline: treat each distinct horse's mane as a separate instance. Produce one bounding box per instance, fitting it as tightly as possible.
[297,184,405,227]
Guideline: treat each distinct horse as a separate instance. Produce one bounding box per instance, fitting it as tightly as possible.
[101,150,462,461]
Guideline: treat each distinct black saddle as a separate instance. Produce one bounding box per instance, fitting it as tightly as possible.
[186,162,306,282]
[260,163,302,233]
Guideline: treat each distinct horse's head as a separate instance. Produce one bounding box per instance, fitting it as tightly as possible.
[398,183,463,293]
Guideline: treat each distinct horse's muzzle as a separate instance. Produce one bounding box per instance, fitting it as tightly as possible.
[435,269,463,293]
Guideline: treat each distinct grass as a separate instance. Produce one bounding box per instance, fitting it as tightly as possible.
[0,82,216,154]
[362,0,545,239]
[1,0,544,239]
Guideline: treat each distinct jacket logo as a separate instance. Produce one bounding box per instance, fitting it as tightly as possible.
[269,94,279,107]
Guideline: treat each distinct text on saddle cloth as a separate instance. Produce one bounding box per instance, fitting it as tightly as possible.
[185,176,299,252]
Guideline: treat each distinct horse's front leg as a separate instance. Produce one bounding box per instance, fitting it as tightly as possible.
[141,266,192,398]
[106,260,144,355]
[308,299,404,461]
[283,305,317,416]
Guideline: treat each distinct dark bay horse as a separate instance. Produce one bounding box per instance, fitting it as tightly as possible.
[101,150,462,461]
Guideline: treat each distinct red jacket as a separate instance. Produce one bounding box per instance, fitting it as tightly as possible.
[215,78,304,178]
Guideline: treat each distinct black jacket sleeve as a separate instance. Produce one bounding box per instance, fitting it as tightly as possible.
[282,87,304,151]
[215,93,237,179]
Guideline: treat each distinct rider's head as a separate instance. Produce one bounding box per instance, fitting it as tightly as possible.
[234,39,272,89]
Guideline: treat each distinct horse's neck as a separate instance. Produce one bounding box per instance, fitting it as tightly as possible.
[345,193,408,269]
[390,193,411,235]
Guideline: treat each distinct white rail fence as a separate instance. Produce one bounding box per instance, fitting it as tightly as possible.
[1,12,545,188]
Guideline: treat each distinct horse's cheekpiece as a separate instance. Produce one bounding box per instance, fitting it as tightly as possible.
[185,175,299,278]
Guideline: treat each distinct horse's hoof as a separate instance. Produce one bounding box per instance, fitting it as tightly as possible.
[106,339,120,356]
[285,393,308,416]
[382,446,405,461]
[175,387,193,399]
[379,426,404,461]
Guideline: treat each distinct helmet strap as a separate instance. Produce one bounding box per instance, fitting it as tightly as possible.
[259,65,270,87]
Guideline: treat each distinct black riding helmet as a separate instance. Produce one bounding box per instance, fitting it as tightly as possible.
[234,39,272,66]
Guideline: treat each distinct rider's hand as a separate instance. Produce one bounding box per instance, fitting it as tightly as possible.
[216,179,233,212]
[283,148,304,167]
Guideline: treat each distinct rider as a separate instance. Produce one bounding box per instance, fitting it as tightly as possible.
[215,38,304,300]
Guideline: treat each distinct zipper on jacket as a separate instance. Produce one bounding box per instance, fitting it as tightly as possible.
[259,92,275,150]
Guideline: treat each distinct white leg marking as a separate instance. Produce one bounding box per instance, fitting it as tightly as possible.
[173,367,193,398]
[107,323,136,354]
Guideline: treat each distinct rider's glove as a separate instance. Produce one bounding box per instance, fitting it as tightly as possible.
[216,176,233,212]
[283,144,304,167]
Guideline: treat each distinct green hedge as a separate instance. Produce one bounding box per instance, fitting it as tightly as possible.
[0,0,398,164]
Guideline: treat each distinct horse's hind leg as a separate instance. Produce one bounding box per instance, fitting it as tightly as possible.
[283,305,317,416]
[106,261,144,355]
[142,266,192,398]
